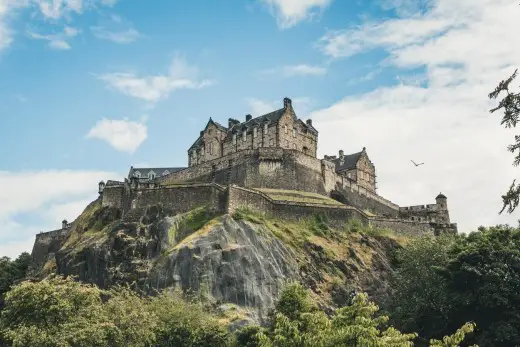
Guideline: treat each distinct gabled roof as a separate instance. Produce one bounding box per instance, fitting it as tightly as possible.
[331,152,363,171]
[204,118,227,132]
[128,167,185,179]
[228,108,287,134]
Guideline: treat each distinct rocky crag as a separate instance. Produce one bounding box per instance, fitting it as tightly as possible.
[31,197,405,325]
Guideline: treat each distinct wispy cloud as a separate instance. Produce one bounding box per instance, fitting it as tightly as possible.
[261,0,333,29]
[91,26,141,43]
[97,55,215,103]
[86,117,148,153]
[312,0,520,233]
[28,26,79,50]
[0,169,120,258]
[259,64,327,78]
[90,14,142,44]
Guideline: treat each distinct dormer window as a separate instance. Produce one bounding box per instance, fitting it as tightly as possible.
[162,170,170,176]
[148,171,156,180]
[134,171,141,178]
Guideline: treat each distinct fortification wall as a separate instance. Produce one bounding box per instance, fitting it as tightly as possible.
[31,228,70,270]
[102,185,125,209]
[332,177,400,218]
[227,185,368,228]
[131,183,227,215]
[369,218,435,237]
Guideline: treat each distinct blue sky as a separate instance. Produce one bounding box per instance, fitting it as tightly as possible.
[1,0,519,258]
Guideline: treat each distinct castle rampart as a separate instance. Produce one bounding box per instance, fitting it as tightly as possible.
[30,226,71,272]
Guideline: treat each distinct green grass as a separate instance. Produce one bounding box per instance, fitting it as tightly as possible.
[255,188,344,206]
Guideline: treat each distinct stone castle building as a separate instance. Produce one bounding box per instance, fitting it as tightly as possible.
[33,97,457,267]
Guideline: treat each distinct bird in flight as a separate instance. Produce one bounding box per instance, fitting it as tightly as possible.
[411,160,424,167]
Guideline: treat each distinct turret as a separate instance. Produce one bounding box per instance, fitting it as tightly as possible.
[98,181,105,195]
[435,192,447,210]
[435,192,450,224]
[62,219,68,230]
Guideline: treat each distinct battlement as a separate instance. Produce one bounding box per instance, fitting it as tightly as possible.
[400,204,438,212]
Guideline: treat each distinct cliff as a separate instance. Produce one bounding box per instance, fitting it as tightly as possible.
[31,197,406,324]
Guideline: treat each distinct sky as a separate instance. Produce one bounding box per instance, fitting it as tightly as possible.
[0,0,519,259]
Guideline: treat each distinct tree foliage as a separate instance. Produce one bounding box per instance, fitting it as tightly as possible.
[489,69,520,214]
[0,253,31,298]
[387,226,520,346]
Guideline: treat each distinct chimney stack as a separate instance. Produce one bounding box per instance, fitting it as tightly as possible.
[200,131,204,137]
[246,114,252,122]
[283,97,292,109]
[306,119,312,126]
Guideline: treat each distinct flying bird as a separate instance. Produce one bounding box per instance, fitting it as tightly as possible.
[411,160,424,167]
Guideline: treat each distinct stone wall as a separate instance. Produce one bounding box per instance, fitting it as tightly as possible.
[369,218,435,237]
[227,185,369,228]
[102,185,125,209]
[30,228,70,271]
[332,176,400,218]
[131,183,227,215]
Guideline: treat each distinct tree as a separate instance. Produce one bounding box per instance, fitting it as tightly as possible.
[254,282,474,347]
[0,276,157,347]
[489,69,520,214]
[0,253,31,297]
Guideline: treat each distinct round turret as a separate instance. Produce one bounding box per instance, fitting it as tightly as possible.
[435,192,448,210]
[62,219,68,229]
[98,181,106,195]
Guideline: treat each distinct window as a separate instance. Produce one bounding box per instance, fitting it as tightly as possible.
[148,171,156,180]
[285,140,289,147]
[243,130,247,141]
[209,142,213,154]
[134,171,141,178]
[264,123,268,134]
[284,125,288,134]
[233,134,237,143]
[253,127,258,138]
[269,138,274,146]
[293,128,296,137]
[162,170,170,176]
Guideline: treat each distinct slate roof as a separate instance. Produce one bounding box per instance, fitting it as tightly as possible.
[128,167,185,179]
[188,102,318,152]
[328,151,363,172]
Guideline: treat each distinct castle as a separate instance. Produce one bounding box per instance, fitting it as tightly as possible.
[32,97,457,268]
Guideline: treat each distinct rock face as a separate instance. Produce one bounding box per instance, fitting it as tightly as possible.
[36,200,401,323]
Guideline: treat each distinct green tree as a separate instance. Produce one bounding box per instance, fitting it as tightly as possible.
[489,69,520,213]
[385,233,459,344]
[0,275,157,347]
[254,283,472,347]
[0,252,31,298]
[149,289,230,347]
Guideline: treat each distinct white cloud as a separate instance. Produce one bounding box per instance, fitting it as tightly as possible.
[0,169,120,258]
[98,55,215,103]
[312,0,520,233]
[90,14,142,44]
[86,117,148,153]
[91,26,141,43]
[0,0,115,52]
[259,64,327,78]
[261,0,333,29]
[27,25,79,50]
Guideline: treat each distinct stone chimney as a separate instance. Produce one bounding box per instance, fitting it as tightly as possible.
[306,119,312,126]
[200,131,204,137]
[246,114,252,122]
[228,118,239,128]
[62,220,68,230]
[283,97,292,109]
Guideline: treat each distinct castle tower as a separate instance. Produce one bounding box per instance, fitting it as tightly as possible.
[62,219,68,230]
[435,193,450,224]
